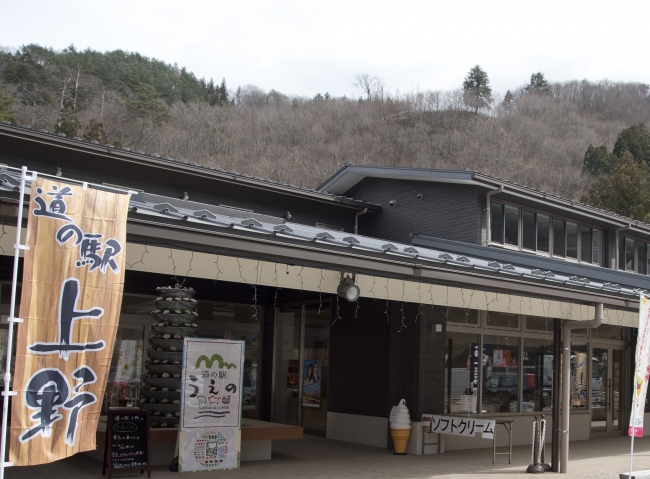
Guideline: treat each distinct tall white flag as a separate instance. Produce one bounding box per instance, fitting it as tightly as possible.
[630,294,650,437]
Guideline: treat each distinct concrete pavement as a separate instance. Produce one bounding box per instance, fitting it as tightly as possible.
[5,434,650,479]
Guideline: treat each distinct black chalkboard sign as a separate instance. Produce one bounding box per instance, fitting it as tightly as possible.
[102,409,151,479]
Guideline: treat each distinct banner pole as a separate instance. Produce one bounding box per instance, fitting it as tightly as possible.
[0,166,29,478]
[630,396,635,479]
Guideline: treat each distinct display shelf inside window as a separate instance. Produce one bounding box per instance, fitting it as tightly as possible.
[141,285,198,429]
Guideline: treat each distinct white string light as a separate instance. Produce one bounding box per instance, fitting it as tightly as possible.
[213,254,223,283]
[318,268,324,315]
[399,302,407,333]
[0,222,7,255]
[415,283,422,323]
[369,275,377,299]
[297,266,304,292]
[178,250,194,287]
[384,278,390,323]
[333,295,342,326]
[126,243,149,269]
[274,262,280,309]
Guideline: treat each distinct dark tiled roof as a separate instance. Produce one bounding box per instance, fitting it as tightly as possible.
[0,121,379,209]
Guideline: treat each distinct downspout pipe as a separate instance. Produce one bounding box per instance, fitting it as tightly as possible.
[560,303,603,474]
[486,186,504,246]
[354,208,368,235]
[615,223,632,270]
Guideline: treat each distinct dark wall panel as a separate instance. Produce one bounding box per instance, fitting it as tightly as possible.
[328,297,390,416]
[346,178,482,244]
[417,306,447,416]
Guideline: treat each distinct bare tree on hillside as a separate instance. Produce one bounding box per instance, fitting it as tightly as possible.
[353,73,383,101]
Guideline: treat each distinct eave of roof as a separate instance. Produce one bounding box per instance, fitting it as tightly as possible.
[0,122,380,212]
[0,168,638,307]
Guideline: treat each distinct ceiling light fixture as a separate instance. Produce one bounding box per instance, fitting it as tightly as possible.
[337,275,360,302]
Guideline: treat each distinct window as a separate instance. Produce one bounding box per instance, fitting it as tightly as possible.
[523,210,536,250]
[618,236,650,275]
[592,230,602,265]
[537,214,550,253]
[523,210,550,252]
[525,316,554,333]
[482,336,520,413]
[553,219,566,257]
[446,307,479,326]
[639,242,648,275]
[486,311,519,329]
[619,236,637,272]
[523,338,553,412]
[445,332,480,414]
[581,227,592,263]
[504,205,519,246]
[491,202,504,244]
[491,201,602,265]
[566,222,578,259]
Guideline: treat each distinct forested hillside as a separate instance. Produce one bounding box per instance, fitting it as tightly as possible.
[1,44,650,219]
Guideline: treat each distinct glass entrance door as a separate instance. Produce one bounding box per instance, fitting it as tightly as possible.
[591,347,624,437]
[272,303,330,435]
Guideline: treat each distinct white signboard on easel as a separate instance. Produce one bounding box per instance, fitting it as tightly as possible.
[179,338,245,472]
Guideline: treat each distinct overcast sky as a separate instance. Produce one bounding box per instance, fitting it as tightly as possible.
[3,0,649,98]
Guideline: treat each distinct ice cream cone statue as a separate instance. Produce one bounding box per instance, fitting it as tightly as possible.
[390,399,411,454]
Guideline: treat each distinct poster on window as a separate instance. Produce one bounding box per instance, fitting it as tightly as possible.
[630,294,650,436]
[493,349,504,367]
[181,338,245,428]
[572,352,588,407]
[302,359,321,407]
[114,340,139,386]
[287,359,299,390]
[9,178,130,466]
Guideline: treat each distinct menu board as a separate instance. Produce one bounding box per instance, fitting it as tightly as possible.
[102,409,151,479]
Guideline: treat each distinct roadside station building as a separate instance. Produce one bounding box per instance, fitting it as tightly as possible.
[0,122,647,470]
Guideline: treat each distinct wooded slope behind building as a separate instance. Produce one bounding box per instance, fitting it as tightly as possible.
[1,44,650,216]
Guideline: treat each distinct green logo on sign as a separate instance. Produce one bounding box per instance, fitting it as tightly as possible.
[195,354,237,369]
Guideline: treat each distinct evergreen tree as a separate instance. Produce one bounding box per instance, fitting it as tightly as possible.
[54,99,80,137]
[612,123,650,166]
[83,118,108,143]
[206,78,217,106]
[582,151,650,221]
[0,88,17,123]
[218,78,229,106]
[502,90,515,110]
[583,145,615,177]
[525,72,551,94]
[462,65,492,113]
[127,84,171,148]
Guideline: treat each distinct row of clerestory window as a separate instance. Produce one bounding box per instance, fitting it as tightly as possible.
[491,201,602,265]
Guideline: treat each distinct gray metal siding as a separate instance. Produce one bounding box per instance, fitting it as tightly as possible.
[345,177,482,244]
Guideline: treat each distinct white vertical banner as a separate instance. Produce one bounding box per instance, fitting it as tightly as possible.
[630,295,650,437]
[179,338,245,472]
